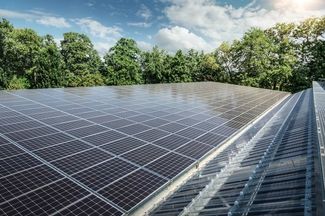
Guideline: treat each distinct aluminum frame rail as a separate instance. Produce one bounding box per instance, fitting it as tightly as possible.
[313,81,325,214]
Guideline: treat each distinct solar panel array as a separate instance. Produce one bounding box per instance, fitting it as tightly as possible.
[0,82,288,215]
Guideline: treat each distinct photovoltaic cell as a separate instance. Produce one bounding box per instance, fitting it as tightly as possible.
[153,134,191,150]
[98,169,168,210]
[82,130,126,146]
[128,114,153,122]
[102,119,135,129]
[0,144,25,159]
[73,158,137,191]
[87,114,120,124]
[134,129,169,142]
[142,118,170,127]
[0,120,43,134]
[176,127,206,139]
[145,153,195,179]
[121,144,169,166]
[4,126,59,141]
[0,153,43,177]
[33,140,92,161]
[0,115,34,126]
[176,141,213,160]
[30,110,66,119]
[116,123,151,135]
[196,132,227,146]
[100,137,146,155]
[18,132,75,151]
[0,165,63,203]
[67,125,108,138]
[54,195,123,216]
[158,122,187,133]
[51,148,113,174]
[40,115,79,125]
[52,119,93,131]
[0,136,9,145]
[0,179,89,216]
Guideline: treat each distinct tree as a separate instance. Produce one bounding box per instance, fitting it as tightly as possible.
[266,23,297,90]
[27,35,65,88]
[0,18,14,88]
[142,46,168,83]
[293,17,325,89]
[103,38,142,85]
[199,53,222,81]
[215,42,236,83]
[169,50,192,83]
[60,32,103,87]
[0,22,42,88]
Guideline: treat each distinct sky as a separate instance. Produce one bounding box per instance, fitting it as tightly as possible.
[0,0,325,55]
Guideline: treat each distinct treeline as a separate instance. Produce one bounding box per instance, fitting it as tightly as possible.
[0,17,324,92]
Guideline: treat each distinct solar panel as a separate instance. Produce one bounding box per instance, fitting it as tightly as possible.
[0,82,289,215]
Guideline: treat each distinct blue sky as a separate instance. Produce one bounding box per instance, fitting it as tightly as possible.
[1,0,325,55]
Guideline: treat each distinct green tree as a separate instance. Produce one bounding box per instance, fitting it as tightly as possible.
[293,17,325,90]
[0,22,42,88]
[215,42,236,83]
[199,53,222,81]
[0,18,14,88]
[61,32,103,87]
[185,49,204,81]
[169,50,192,83]
[27,35,65,88]
[103,38,142,85]
[266,23,297,90]
[142,46,167,83]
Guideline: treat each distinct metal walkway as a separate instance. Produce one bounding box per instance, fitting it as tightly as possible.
[150,88,322,215]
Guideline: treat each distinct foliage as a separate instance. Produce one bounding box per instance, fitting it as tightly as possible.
[7,75,30,90]
[103,38,142,85]
[27,35,65,88]
[0,17,324,92]
[142,46,168,83]
[61,32,103,87]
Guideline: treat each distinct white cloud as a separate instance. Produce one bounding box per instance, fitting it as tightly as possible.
[0,8,71,28]
[74,18,122,56]
[137,40,153,51]
[36,16,70,28]
[0,9,34,20]
[137,4,152,21]
[162,0,325,49]
[74,18,122,39]
[53,38,62,47]
[154,26,211,52]
[94,41,115,57]
[127,22,152,28]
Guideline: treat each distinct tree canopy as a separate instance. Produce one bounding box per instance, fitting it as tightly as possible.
[0,17,324,92]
